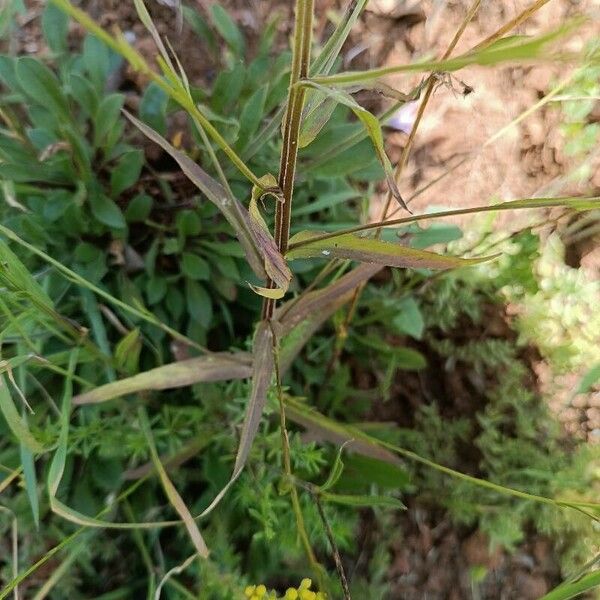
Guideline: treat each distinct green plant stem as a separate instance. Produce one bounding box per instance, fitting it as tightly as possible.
[313,493,351,600]
[262,0,314,320]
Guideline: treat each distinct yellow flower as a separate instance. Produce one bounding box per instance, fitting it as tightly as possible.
[299,579,312,590]
[284,589,299,600]
[299,591,316,600]
[255,585,267,598]
[245,586,256,598]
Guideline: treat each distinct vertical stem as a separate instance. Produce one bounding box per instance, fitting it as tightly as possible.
[262,0,314,320]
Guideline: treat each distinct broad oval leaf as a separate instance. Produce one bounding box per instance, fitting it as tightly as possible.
[287,231,495,270]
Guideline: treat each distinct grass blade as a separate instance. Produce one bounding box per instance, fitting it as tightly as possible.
[124,111,291,294]
[73,353,252,405]
[197,321,274,518]
[284,396,600,513]
[539,571,600,600]
[286,231,495,269]
[300,81,408,210]
[139,408,209,558]
[0,374,45,454]
[310,20,584,86]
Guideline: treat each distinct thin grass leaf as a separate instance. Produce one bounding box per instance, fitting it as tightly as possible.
[132,0,175,73]
[0,374,45,454]
[0,224,204,351]
[124,112,291,295]
[20,436,40,528]
[320,492,405,509]
[73,353,252,405]
[320,441,350,492]
[300,81,407,209]
[286,231,495,269]
[31,537,88,600]
[287,197,600,250]
[139,408,209,558]
[310,19,585,86]
[0,238,53,310]
[284,396,600,513]
[47,352,181,530]
[196,321,274,518]
[311,0,369,75]
[539,571,600,600]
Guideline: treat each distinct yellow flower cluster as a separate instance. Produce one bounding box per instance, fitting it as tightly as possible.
[244,578,327,600]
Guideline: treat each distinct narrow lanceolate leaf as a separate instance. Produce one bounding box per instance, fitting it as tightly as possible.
[197,321,274,518]
[285,396,600,513]
[124,112,291,294]
[320,441,350,492]
[311,19,585,86]
[20,431,40,528]
[286,231,494,270]
[139,408,209,558]
[0,375,45,454]
[234,322,274,477]
[539,570,600,600]
[321,492,406,510]
[48,352,181,530]
[0,239,53,310]
[311,0,369,75]
[73,353,252,405]
[300,81,408,210]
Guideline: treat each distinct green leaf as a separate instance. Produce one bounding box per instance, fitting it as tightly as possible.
[139,82,168,135]
[124,111,291,293]
[298,94,338,148]
[20,438,40,528]
[83,34,110,89]
[68,72,99,116]
[301,81,407,210]
[392,297,424,339]
[320,442,349,492]
[110,149,144,196]
[0,374,45,454]
[237,87,268,150]
[114,328,142,375]
[312,20,585,86]
[575,363,600,394]
[211,63,245,113]
[145,275,167,305]
[175,210,202,237]
[210,4,245,56]
[186,279,212,327]
[183,6,217,52]
[287,231,494,270]
[352,334,427,369]
[339,454,410,493]
[321,492,406,509]
[16,57,69,121]
[90,192,126,229]
[125,192,153,222]
[73,352,252,405]
[94,93,124,148]
[138,407,209,557]
[182,253,210,280]
[539,570,600,600]
[41,3,69,54]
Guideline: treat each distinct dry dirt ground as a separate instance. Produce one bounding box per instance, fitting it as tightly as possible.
[11,0,600,598]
